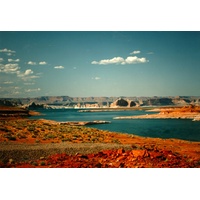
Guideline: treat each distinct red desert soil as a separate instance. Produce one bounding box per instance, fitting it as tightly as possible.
[0,106,200,168]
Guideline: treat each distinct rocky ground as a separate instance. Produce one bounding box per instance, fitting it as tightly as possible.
[1,144,199,168]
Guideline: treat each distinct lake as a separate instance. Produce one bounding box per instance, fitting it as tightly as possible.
[30,109,200,142]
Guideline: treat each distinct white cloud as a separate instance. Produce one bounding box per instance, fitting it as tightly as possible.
[24,69,33,76]
[19,74,40,81]
[25,88,41,92]
[17,69,33,77]
[28,75,40,79]
[17,69,40,81]
[24,82,35,85]
[28,61,37,65]
[8,58,20,62]
[130,50,141,55]
[92,57,124,65]
[91,61,98,64]
[39,61,47,65]
[92,77,101,80]
[54,65,64,69]
[0,63,20,73]
[0,58,3,62]
[91,56,148,65]
[124,56,148,64]
[3,81,13,84]
[0,48,16,53]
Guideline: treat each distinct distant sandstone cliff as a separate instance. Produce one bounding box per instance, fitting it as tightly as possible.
[1,96,200,108]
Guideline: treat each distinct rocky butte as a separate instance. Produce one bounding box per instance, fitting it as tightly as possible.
[110,98,139,107]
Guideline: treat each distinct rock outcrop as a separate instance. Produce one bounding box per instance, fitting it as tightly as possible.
[23,102,50,110]
[110,98,138,108]
[110,98,128,107]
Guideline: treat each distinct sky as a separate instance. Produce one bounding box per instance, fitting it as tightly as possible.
[0,31,200,98]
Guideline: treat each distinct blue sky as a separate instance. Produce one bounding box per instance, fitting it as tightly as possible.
[0,31,200,98]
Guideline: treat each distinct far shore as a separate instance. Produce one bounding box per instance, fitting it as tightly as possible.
[114,105,200,121]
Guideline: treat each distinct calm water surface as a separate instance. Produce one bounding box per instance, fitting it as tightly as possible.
[30,109,200,142]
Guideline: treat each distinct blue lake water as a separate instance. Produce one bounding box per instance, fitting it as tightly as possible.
[30,109,200,142]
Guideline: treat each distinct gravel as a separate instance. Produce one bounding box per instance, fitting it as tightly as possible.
[0,142,132,163]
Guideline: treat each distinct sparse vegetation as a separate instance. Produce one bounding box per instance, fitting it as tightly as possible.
[1,119,138,144]
[0,116,200,168]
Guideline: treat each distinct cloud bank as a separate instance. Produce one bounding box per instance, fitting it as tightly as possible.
[0,48,16,56]
[0,63,20,73]
[0,48,44,96]
[17,69,40,81]
[0,48,15,53]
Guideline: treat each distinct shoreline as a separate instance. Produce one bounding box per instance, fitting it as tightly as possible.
[0,106,41,118]
[114,113,200,120]
[114,106,200,121]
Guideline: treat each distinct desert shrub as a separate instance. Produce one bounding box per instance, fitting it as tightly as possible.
[111,139,121,144]
[40,161,45,166]
[16,126,23,130]
[0,128,10,132]
[27,127,35,132]
[91,138,97,142]
[43,123,50,126]
[0,127,8,132]
[33,130,39,134]
[3,132,12,138]
[8,136,16,141]
[58,135,64,139]
[46,134,56,139]
[62,138,72,142]
[32,162,38,166]
[73,134,80,137]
